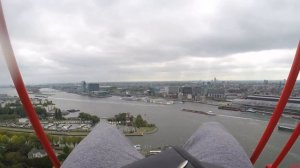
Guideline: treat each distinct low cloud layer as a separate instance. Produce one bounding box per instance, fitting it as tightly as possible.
[0,0,300,84]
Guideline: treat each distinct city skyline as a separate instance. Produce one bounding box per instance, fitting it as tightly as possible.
[0,79,291,87]
[1,0,300,85]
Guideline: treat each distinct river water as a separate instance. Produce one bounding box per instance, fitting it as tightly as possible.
[1,88,299,167]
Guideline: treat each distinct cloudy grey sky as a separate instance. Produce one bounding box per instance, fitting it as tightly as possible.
[0,0,300,84]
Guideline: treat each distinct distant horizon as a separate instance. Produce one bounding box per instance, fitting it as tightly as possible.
[0,79,291,87]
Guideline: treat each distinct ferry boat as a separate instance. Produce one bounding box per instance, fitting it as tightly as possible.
[121,96,139,101]
[278,125,295,132]
[67,109,80,113]
[246,108,257,113]
[182,109,216,116]
[207,111,217,116]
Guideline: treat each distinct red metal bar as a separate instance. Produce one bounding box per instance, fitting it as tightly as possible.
[250,41,300,164]
[0,1,60,168]
[266,122,300,168]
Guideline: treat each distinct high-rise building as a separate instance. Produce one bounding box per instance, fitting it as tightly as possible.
[81,81,87,92]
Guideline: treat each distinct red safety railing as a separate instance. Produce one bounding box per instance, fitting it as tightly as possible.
[250,41,300,167]
[0,1,60,168]
[266,122,300,168]
[0,0,299,167]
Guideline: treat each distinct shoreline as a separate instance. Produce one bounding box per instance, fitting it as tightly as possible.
[124,126,158,136]
[143,127,158,134]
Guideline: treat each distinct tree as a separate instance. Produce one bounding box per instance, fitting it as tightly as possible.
[0,114,17,121]
[63,146,71,155]
[135,115,146,128]
[26,157,52,168]
[115,113,127,122]
[10,135,26,146]
[68,137,82,147]
[51,136,59,145]
[0,162,5,168]
[74,137,82,146]
[4,152,26,165]
[14,106,25,117]
[54,108,63,120]
[35,107,47,119]
[18,144,32,156]
[64,137,72,146]
[0,135,9,144]
[58,146,72,161]
[78,112,99,125]
[27,135,40,148]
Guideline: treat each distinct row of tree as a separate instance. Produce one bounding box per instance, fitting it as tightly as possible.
[0,101,26,118]
[0,100,49,120]
[108,113,156,128]
[0,131,83,147]
[0,131,83,167]
[78,112,100,125]
[54,108,64,120]
[134,114,156,128]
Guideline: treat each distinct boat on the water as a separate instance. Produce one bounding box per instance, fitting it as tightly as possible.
[218,105,240,111]
[207,111,217,116]
[278,125,295,132]
[182,109,216,116]
[245,108,257,113]
[67,109,80,113]
[121,96,140,101]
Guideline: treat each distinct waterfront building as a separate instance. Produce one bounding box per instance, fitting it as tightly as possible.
[232,95,300,115]
[179,86,193,100]
[206,88,225,100]
[87,83,100,92]
[192,86,206,101]
[81,81,87,92]
[90,91,110,97]
[165,86,179,95]
[181,86,193,95]
[225,93,242,101]
[164,86,179,98]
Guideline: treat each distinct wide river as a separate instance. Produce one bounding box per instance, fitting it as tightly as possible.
[1,88,300,167]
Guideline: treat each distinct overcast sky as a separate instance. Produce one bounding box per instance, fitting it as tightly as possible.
[0,0,300,85]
